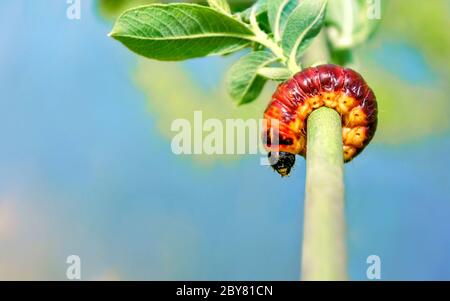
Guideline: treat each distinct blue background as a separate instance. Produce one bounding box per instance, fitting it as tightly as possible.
[0,1,449,280]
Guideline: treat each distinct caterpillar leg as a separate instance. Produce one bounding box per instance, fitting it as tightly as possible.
[268,151,296,177]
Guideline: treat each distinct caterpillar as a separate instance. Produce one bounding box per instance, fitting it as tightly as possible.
[263,64,378,177]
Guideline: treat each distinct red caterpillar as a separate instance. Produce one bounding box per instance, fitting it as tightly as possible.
[264,64,378,176]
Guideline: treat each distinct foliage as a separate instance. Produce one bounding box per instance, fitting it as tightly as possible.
[110,0,380,104]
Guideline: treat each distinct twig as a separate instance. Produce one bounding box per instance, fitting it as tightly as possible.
[301,107,347,280]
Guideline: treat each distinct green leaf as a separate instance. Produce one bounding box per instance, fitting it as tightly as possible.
[326,0,380,49]
[238,0,271,33]
[110,3,255,61]
[267,0,300,42]
[239,0,268,20]
[207,0,231,15]
[227,51,277,105]
[281,0,327,69]
[258,67,292,81]
[98,0,157,19]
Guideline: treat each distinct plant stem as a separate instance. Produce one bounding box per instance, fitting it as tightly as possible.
[252,33,286,63]
[301,107,347,280]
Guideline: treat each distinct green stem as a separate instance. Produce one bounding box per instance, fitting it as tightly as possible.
[252,33,286,64]
[243,9,288,68]
[287,57,301,74]
[301,107,347,280]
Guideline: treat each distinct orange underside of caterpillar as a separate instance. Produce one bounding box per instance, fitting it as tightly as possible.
[263,64,378,162]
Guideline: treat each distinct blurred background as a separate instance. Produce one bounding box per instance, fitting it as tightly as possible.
[0,0,449,280]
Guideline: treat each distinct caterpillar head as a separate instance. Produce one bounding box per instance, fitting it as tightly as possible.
[268,151,296,177]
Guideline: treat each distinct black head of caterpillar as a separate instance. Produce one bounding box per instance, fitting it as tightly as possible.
[268,151,296,177]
